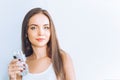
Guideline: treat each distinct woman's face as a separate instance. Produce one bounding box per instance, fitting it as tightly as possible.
[27,13,50,48]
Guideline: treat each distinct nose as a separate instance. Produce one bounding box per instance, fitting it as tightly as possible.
[38,27,44,35]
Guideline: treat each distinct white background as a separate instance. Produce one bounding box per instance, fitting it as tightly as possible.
[0,0,120,80]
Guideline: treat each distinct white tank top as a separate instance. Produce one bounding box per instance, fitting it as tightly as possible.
[22,64,57,80]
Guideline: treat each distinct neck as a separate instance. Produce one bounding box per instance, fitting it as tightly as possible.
[32,45,48,59]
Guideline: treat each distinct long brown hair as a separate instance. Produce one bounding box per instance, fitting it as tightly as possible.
[21,8,65,80]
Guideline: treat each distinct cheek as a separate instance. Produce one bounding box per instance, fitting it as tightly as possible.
[46,31,50,38]
[27,34,33,42]
[27,32,35,41]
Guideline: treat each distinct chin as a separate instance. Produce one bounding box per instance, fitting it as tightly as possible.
[36,43,47,47]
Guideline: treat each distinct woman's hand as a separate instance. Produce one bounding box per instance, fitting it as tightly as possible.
[8,59,23,80]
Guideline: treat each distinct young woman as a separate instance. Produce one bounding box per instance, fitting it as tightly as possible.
[8,8,75,80]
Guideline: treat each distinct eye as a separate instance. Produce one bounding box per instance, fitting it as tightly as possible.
[31,26,36,30]
[29,25,37,30]
[44,26,50,30]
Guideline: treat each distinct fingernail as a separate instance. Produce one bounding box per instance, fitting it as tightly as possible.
[13,56,17,59]
[23,64,25,66]
[23,68,25,70]
[18,59,21,61]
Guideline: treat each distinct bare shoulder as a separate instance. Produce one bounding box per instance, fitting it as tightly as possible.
[60,50,76,80]
[60,50,72,64]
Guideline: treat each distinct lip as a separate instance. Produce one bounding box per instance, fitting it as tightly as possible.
[36,38,45,41]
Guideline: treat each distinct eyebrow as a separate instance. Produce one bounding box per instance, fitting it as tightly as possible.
[43,24,49,26]
[28,24,50,27]
[28,24,38,27]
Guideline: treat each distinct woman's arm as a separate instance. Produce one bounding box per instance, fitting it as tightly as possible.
[61,51,76,80]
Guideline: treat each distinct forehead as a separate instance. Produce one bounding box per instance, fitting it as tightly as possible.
[28,13,49,25]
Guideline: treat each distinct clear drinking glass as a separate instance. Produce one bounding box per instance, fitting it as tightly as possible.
[13,50,29,76]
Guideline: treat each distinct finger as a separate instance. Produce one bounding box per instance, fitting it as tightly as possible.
[8,64,24,74]
[9,60,23,69]
[9,66,24,73]
[10,74,16,80]
[8,68,23,78]
[10,59,20,64]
